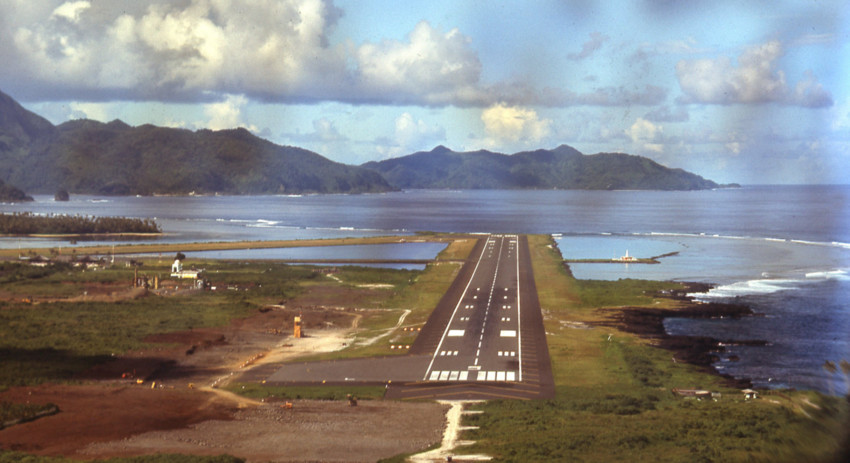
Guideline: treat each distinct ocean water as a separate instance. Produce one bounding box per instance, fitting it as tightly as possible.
[2,185,849,394]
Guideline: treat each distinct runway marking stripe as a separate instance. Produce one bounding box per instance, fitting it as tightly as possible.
[448,329,465,337]
[500,330,517,337]
[426,370,517,382]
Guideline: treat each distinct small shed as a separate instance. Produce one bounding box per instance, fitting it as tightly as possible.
[742,389,759,400]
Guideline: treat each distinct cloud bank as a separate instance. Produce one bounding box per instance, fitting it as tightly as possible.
[676,41,833,107]
[0,0,677,109]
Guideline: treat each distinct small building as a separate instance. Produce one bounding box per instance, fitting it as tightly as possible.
[171,259,202,279]
[615,250,638,262]
[742,389,759,400]
[20,255,51,267]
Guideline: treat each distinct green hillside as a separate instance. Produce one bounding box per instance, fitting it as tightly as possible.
[0,90,393,196]
[362,145,734,191]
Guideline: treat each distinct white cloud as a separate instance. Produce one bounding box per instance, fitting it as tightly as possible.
[0,1,672,109]
[51,1,90,23]
[356,21,483,105]
[676,41,833,107]
[626,117,664,153]
[4,0,347,101]
[394,112,445,150]
[481,103,551,147]
[202,94,256,131]
[67,101,108,121]
[312,118,346,142]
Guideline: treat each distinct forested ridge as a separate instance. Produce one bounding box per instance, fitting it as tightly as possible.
[362,145,737,191]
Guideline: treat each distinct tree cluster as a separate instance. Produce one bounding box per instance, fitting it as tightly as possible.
[0,212,160,235]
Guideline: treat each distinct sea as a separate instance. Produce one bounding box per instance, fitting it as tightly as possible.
[2,185,849,395]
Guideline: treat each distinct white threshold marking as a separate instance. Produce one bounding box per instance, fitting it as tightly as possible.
[428,370,518,382]
[448,329,465,337]
[500,330,517,337]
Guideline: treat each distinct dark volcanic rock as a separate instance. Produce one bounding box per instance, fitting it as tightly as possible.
[592,299,760,388]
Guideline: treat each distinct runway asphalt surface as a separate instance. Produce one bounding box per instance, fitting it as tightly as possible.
[261,234,555,400]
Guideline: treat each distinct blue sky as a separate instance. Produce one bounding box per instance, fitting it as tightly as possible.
[1,0,848,184]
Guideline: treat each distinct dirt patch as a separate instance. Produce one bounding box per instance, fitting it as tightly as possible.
[0,384,234,456]
[0,302,448,461]
[81,400,449,463]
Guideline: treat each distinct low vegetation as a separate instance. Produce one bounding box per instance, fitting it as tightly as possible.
[0,259,324,389]
[1,401,57,427]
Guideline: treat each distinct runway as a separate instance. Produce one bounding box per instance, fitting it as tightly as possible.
[263,234,554,400]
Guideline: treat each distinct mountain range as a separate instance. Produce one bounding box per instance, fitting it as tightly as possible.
[0,89,734,197]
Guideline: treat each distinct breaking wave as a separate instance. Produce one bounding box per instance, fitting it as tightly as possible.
[690,269,849,301]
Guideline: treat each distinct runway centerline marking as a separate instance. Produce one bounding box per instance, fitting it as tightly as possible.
[472,236,505,368]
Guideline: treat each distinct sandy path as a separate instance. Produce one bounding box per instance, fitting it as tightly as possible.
[408,401,492,462]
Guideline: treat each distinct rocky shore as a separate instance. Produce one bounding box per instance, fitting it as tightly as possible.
[593,282,765,388]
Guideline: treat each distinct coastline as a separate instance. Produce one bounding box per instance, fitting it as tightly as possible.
[592,282,762,389]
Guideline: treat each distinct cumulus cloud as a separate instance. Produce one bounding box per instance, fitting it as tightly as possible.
[0,1,672,109]
[1,1,486,106]
[626,117,664,153]
[51,1,90,22]
[676,40,833,107]
[481,103,551,147]
[3,0,347,102]
[203,94,256,132]
[394,113,446,150]
[356,21,483,105]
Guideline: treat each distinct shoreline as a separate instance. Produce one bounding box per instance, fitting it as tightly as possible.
[593,282,763,389]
